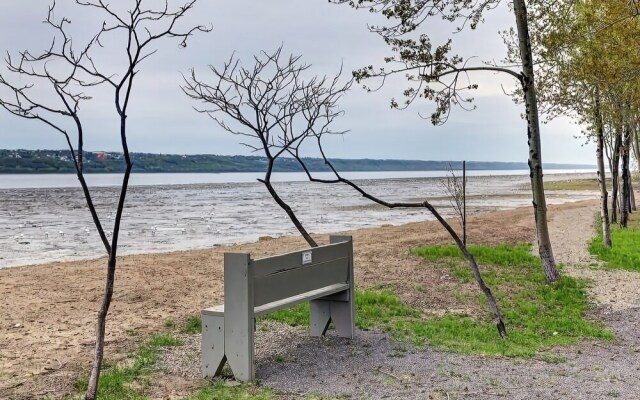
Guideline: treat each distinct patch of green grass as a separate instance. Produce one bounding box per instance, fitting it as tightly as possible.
[183,315,202,334]
[590,224,640,271]
[263,289,420,330]
[538,353,567,364]
[183,381,273,400]
[71,334,183,399]
[407,244,612,357]
[265,244,611,359]
[544,178,608,191]
[164,318,178,330]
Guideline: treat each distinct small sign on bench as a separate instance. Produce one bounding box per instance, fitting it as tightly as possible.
[201,236,355,381]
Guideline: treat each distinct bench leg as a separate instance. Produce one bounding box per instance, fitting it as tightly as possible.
[331,300,355,339]
[310,299,355,339]
[202,314,226,377]
[224,253,255,381]
[225,316,255,381]
[310,300,331,336]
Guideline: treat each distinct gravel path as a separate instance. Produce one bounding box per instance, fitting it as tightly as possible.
[547,200,640,310]
[157,200,640,399]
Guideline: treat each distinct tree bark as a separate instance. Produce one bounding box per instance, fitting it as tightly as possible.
[595,93,612,247]
[630,180,636,212]
[513,0,559,283]
[621,127,631,227]
[85,162,132,400]
[611,132,622,224]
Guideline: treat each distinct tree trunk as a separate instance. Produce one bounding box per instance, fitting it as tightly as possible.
[85,256,116,400]
[513,0,559,283]
[262,180,318,247]
[595,93,612,247]
[611,133,622,224]
[621,127,631,227]
[630,180,636,211]
[85,163,132,400]
[632,125,640,174]
[261,160,318,247]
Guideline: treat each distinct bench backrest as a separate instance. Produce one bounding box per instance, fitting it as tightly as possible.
[224,236,353,309]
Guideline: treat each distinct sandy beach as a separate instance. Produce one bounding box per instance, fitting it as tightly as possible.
[0,197,606,398]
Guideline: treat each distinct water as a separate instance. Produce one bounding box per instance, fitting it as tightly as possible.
[0,170,598,268]
[0,169,596,189]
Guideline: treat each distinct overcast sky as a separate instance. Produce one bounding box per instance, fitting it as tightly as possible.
[0,0,594,164]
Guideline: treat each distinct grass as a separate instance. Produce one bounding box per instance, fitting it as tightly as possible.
[184,382,273,400]
[263,289,420,331]
[590,218,640,271]
[408,244,612,357]
[266,244,612,358]
[544,179,609,191]
[71,334,183,399]
[71,333,274,400]
[183,315,202,334]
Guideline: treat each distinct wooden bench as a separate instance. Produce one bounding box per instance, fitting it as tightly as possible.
[201,235,355,381]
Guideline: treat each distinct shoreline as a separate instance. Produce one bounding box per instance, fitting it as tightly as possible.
[0,198,599,397]
[0,188,598,270]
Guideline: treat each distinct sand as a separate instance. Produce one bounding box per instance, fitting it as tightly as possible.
[2,198,639,399]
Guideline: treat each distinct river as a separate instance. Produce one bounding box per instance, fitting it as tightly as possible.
[0,169,598,268]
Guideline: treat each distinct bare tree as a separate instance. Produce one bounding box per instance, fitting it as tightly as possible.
[440,163,467,246]
[182,47,351,247]
[0,2,208,398]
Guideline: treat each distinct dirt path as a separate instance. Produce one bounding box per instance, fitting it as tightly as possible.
[547,200,640,310]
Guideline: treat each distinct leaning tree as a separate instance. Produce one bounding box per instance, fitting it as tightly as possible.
[184,48,507,337]
[0,1,208,398]
[333,0,561,283]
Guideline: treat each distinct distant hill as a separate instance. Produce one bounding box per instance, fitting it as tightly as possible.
[0,149,595,174]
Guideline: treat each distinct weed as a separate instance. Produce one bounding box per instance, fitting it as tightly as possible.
[71,334,183,399]
[183,315,202,334]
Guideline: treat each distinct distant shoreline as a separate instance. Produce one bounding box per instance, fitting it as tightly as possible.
[0,149,595,174]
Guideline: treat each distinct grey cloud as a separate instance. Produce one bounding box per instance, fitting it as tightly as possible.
[0,0,594,163]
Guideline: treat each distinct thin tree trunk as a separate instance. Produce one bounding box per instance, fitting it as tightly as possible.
[621,127,631,227]
[632,124,640,174]
[85,162,132,400]
[611,133,622,224]
[261,160,318,247]
[595,92,612,247]
[513,0,559,283]
[630,180,636,211]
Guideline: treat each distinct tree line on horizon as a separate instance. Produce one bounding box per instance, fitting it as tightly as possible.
[0,149,595,174]
[0,0,637,397]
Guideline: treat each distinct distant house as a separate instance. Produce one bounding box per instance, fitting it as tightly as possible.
[95,152,108,161]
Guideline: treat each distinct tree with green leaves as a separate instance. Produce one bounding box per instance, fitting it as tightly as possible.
[522,0,639,235]
[333,0,560,282]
